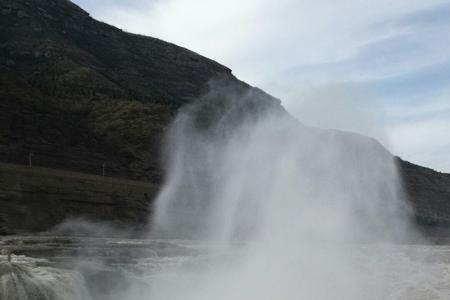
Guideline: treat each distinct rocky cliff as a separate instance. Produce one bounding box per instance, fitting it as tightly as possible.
[0,0,449,233]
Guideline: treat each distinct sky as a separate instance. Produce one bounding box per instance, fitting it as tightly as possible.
[72,0,450,172]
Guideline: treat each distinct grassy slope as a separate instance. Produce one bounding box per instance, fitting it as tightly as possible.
[0,162,159,234]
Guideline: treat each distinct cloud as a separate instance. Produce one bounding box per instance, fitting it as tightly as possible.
[74,0,446,81]
[386,90,450,172]
[73,0,154,13]
[389,117,450,172]
[71,0,450,171]
[397,2,450,27]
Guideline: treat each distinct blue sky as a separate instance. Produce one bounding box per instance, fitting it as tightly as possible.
[73,0,450,172]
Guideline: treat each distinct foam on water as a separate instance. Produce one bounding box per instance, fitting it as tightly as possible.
[1,238,450,299]
[0,255,91,300]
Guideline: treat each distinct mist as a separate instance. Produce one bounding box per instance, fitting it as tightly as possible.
[3,0,449,299]
[107,80,419,299]
[0,81,430,300]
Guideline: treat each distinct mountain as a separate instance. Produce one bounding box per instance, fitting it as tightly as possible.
[0,0,449,235]
[0,0,278,183]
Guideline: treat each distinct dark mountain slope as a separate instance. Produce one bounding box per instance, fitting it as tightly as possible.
[0,0,277,182]
[399,159,450,226]
[0,0,449,232]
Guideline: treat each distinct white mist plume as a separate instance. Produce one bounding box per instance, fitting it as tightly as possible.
[152,81,411,242]
[130,81,419,300]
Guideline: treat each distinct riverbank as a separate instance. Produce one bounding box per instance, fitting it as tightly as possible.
[0,163,158,235]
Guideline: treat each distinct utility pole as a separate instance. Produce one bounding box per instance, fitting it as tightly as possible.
[102,162,106,177]
[28,152,33,168]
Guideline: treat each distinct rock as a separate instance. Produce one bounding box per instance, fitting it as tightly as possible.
[1,8,12,15]
[5,59,15,66]
[16,9,28,17]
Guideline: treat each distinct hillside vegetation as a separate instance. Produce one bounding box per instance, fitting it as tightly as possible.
[0,162,157,234]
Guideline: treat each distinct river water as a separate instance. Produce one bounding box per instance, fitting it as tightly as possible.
[0,236,449,299]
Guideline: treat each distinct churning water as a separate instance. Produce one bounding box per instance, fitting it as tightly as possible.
[0,255,90,300]
[3,238,450,300]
